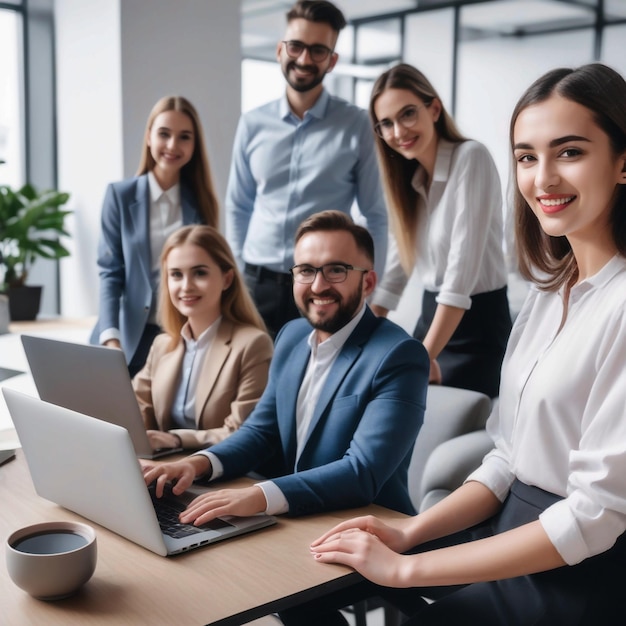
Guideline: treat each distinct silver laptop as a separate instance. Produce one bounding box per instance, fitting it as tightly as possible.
[2,388,276,556]
[21,335,179,459]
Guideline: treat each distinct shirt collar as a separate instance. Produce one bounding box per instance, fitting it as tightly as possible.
[570,254,626,296]
[279,88,330,121]
[411,138,455,193]
[147,170,180,205]
[180,316,222,349]
[307,302,367,355]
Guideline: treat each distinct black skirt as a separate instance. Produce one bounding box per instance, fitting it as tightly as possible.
[413,286,512,398]
[403,480,626,625]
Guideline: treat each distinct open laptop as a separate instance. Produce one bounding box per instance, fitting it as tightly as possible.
[21,335,180,459]
[2,388,276,556]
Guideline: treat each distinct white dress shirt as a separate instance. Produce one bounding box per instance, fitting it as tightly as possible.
[170,318,221,428]
[468,255,626,565]
[373,139,507,311]
[147,172,183,324]
[201,305,368,515]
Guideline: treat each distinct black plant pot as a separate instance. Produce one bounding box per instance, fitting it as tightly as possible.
[8,285,42,321]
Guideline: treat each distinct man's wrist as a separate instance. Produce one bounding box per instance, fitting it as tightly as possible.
[190,454,213,480]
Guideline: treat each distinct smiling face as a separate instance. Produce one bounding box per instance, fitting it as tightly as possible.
[292,230,376,343]
[147,110,195,188]
[513,94,626,256]
[166,242,233,337]
[277,18,338,95]
[373,87,441,175]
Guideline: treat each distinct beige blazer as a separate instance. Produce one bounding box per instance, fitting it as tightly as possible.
[132,319,273,449]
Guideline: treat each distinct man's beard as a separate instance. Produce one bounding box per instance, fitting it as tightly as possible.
[282,61,325,93]
[297,282,363,335]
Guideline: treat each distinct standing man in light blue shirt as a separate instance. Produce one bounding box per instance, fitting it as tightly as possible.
[226,0,387,337]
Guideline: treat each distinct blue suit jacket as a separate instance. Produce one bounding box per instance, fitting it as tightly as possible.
[208,307,429,515]
[90,175,203,363]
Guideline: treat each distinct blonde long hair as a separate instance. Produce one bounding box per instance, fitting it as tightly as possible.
[369,64,466,273]
[137,96,219,228]
[158,226,267,349]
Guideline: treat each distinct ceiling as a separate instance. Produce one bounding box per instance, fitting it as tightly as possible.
[242,0,626,62]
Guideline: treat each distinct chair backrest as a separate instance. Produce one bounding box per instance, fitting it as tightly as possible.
[419,428,495,512]
[408,385,492,509]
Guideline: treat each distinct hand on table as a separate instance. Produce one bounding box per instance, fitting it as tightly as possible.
[310,524,408,587]
[311,515,408,554]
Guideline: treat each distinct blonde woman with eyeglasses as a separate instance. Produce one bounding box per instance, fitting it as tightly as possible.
[370,64,511,398]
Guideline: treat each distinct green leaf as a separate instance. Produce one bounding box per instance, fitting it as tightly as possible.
[0,183,72,287]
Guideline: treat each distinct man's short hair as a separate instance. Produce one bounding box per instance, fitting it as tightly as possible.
[295,210,375,266]
[286,1,347,32]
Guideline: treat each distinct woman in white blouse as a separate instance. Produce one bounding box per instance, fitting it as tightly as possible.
[132,225,273,451]
[299,63,626,625]
[370,64,511,398]
[90,96,219,377]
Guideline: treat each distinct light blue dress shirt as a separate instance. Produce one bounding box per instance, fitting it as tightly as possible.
[170,319,220,429]
[225,89,387,276]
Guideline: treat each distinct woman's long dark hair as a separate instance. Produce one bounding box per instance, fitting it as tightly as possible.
[510,63,626,290]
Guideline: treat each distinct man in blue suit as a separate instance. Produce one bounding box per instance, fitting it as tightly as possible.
[144,210,429,518]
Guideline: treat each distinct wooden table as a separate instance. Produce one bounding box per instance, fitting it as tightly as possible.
[1,451,406,625]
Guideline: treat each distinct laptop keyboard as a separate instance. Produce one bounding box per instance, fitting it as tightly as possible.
[149,485,234,539]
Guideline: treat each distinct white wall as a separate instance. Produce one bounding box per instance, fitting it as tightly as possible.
[55,0,123,319]
[602,24,626,76]
[54,0,241,318]
[404,9,455,110]
[118,0,241,202]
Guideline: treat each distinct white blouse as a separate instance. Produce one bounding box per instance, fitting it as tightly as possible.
[468,255,626,565]
[373,139,507,311]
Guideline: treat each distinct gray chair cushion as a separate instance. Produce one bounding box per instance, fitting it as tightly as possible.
[408,385,492,510]
[419,429,495,512]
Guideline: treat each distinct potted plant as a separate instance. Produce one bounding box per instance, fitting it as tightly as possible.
[0,183,72,321]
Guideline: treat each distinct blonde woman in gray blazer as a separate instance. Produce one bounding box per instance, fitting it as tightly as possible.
[133,225,272,450]
[91,96,219,377]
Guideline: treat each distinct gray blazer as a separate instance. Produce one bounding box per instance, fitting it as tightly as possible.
[90,174,203,363]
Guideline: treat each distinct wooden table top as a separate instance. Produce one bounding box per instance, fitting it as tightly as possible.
[1,450,406,625]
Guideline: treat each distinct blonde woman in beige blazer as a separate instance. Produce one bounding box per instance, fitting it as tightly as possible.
[132,225,273,451]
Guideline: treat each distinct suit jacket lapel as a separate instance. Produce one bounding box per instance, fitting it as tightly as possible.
[128,175,151,281]
[194,319,233,423]
[181,185,199,224]
[278,334,311,469]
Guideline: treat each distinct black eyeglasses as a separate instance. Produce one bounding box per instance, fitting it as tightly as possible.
[290,263,369,284]
[282,40,334,63]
